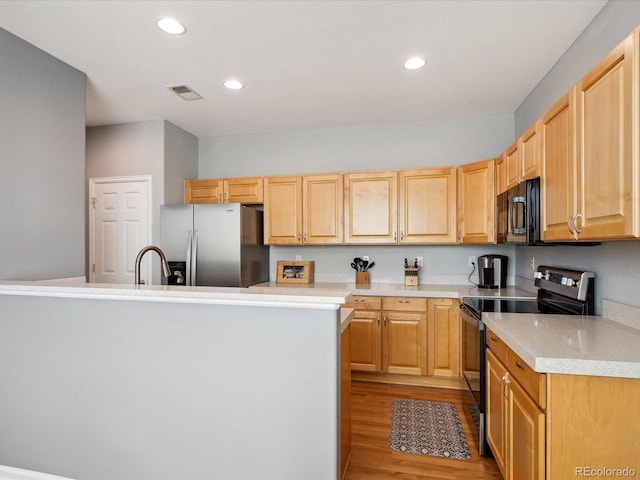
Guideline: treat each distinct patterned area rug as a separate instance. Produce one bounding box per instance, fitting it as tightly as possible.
[389,398,471,460]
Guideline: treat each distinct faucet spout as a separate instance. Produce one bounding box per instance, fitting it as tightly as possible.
[135,245,171,285]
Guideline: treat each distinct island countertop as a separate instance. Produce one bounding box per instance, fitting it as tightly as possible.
[483,312,640,379]
[0,280,351,310]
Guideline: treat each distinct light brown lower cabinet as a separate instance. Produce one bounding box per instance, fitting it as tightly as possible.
[345,296,428,376]
[427,298,461,378]
[486,328,640,480]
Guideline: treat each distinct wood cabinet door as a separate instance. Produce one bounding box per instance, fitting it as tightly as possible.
[382,311,427,376]
[575,33,637,239]
[184,179,223,204]
[264,176,302,245]
[496,155,508,195]
[520,121,539,182]
[457,158,496,244]
[349,309,382,372]
[303,174,343,244]
[508,378,545,480]
[504,141,519,190]
[398,168,457,243]
[224,177,264,204]
[486,349,508,478]
[541,89,577,241]
[344,171,398,244]
[427,298,460,378]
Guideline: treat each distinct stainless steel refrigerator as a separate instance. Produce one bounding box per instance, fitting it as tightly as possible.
[160,203,269,287]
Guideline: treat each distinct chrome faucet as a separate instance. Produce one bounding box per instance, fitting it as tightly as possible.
[134,245,172,285]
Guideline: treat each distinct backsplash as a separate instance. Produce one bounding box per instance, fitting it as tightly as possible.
[270,244,517,286]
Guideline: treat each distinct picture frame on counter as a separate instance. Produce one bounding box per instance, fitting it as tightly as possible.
[276,261,315,284]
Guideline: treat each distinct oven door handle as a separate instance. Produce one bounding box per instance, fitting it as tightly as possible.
[460,302,483,329]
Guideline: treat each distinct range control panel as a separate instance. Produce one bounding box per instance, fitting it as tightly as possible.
[534,265,595,301]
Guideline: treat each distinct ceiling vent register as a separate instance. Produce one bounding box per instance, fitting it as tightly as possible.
[167,84,203,101]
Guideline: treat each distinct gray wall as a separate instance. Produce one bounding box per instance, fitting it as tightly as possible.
[0,27,86,281]
[164,121,199,205]
[199,113,514,178]
[513,2,640,310]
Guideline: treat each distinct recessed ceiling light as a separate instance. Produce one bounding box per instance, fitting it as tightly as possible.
[156,18,186,35]
[224,80,244,90]
[404,57,426,70]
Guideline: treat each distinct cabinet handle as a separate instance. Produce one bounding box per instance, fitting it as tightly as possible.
[297,233,301,243]
[503,377,511,398]
[384,315,387,327]
[393,231,397,241]
[303,232,307,243]
[377,315,380,326]
[574,213,583,234]
[223,192,227,203]
[490,335,498,342]
[567,216,574,235]
[398,300,410,304]
[354,299,366,303]
[515,360,527,371]
[218,193,223,203]
[400,231,404,242]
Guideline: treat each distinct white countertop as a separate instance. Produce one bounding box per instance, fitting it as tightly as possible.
[253,281,537,300]
[483,312,640,379]
[0,280,350,310]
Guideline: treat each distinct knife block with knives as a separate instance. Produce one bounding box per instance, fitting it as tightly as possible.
[404,257,420,286]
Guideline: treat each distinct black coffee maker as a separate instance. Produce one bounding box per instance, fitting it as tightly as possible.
[477,254,508,289]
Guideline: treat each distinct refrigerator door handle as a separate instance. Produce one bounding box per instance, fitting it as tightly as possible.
[186,230,193,286]
[191,230,199,285]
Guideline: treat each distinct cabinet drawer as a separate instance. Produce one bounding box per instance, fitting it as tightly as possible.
[382,297,427,312]
[344,296,382,310]
[486,328,509,365]
[507,350,546,409]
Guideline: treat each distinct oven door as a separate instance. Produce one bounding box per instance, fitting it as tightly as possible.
[460,301,490,456]
[460,303,483,409]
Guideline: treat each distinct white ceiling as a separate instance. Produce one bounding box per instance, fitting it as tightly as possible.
[0,0,607,138]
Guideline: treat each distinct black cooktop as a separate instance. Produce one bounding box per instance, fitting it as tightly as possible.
[464,297,541,315]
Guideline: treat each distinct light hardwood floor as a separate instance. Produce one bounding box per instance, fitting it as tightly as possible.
[345,381,502,480]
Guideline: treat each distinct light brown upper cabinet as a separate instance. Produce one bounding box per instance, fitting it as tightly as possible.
[542,31,639,241]
[184,177,263,204]
[264,174,343,245]
[540,89,577,241]
[398,168,457,244]
[344,171,398,244]
[303,174,343,244]
[573,31,638,240]
[495,155,508,195]
[504,121,539,191]
[457,158,496,244]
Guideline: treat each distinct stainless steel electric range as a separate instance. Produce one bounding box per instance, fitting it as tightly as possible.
[459,265,595,456]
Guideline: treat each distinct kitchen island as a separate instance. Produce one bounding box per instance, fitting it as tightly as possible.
[0,281,351,480]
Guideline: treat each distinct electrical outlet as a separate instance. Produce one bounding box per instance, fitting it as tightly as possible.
[295,255,302,261]
[362,255,369,261]
[530,256,535,271]
[416,256,424,267]
[468,255,476,267]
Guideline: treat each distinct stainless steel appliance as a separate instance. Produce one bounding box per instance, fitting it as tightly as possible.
[497,177,541,245]
[477,254,508,289]
[460,265,595,456]
[160,203,269,287]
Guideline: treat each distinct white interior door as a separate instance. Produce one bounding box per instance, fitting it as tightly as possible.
[89,176,152,284]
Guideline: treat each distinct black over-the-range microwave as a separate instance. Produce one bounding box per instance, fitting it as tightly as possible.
[497,177,542,245]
